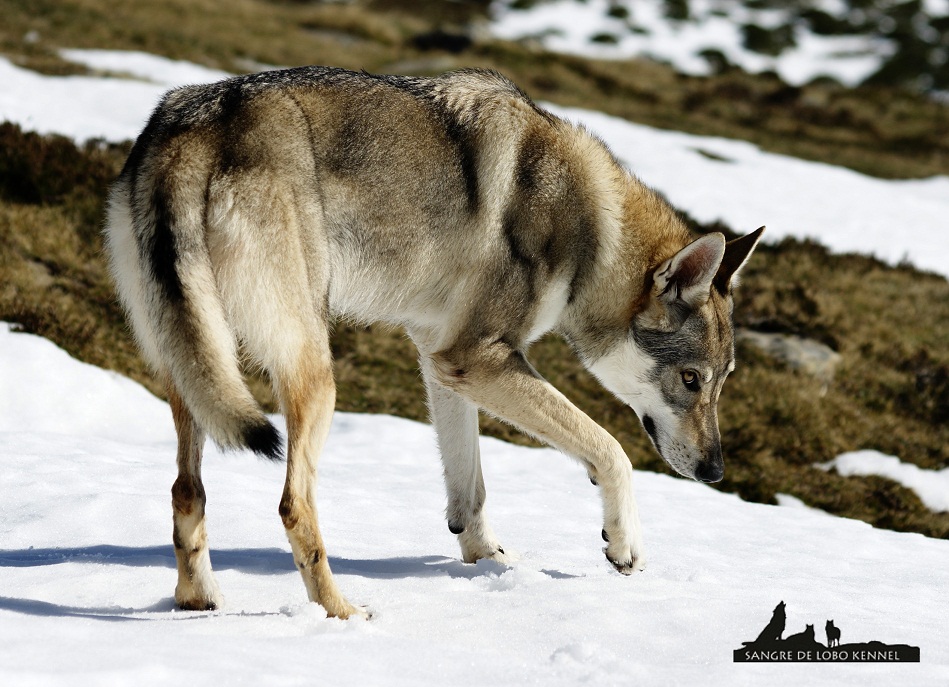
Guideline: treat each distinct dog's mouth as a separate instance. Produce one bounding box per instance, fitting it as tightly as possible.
[641,415,660,451]
[641,414,686,478]
[641,414,723,483]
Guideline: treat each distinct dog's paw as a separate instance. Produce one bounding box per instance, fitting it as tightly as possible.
[604,547,646,575]
[324,598,371,620]
[175,582,224,611]
[488,546,515,565]
[463,544,514,565]
[587,466,599,486]
[176,596,222,611]
[350,605,372,621]
[459,519,513,565]
[603,540,646,575]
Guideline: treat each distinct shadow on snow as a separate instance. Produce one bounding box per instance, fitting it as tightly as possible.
[0,545,578,580]
[0,545,579,620]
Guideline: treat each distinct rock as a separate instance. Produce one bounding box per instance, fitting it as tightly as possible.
[736,329,842,385]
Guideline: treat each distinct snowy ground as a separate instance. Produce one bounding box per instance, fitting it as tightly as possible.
[544,103,949,278]
[2,49,947,279]
[2,324,948,685]
[489,0,949,87]
[819,451,949,513]
[0,50,229,142]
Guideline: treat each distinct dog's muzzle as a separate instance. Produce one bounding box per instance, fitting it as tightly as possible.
[694,459,723,483]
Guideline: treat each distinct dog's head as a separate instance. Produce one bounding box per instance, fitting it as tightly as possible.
[589,227,764,483]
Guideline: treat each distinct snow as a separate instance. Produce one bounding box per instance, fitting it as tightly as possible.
[58,48,232,87]
[489,0,899,87]
[819,451,949,513]
[1,49,947,280]
[0,56,162,143]
[775,493,825,512]
[0,50,227,142]
[543,104,949,279]
[2,323,948,685]
[925,0,949,15]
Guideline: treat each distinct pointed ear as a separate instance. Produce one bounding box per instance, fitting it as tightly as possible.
[653,232,726,313]
[714,226,765,295]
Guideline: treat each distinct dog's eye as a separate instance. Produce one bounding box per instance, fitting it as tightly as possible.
[681,370,700,391]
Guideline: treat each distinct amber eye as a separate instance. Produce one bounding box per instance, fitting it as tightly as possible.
[681,370,700,391]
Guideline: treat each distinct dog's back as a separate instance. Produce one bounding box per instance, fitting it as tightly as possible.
[113,67,612,440]
[107,67,632,454]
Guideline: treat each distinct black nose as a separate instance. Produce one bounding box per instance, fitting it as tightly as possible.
[695,460,723,483]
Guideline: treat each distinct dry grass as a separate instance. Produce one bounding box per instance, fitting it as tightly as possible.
[1,1,947,539]
[1,0,947,179]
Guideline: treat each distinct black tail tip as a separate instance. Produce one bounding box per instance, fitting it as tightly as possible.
[244,420,284,461]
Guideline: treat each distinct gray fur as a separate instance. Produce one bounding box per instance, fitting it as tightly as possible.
[104,65,762,617]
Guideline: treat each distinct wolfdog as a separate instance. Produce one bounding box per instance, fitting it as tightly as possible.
[105,66,763,618]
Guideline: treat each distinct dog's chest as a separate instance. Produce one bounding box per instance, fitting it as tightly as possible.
[525,277,571,343]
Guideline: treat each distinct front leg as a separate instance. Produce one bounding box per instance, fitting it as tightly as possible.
[420,358,509,564]
[430,339,645,574]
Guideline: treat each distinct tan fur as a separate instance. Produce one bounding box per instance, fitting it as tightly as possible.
[168,383,222,611]
[276,346,364,619]
[105,66,762,617]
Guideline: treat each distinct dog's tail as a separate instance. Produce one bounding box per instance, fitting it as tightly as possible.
[105,162,282,461]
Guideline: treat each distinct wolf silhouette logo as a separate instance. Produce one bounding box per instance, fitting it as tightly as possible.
[747,600,785,644]
[735,603,919,662]
[826,620,841,648]
[785,624,816,647]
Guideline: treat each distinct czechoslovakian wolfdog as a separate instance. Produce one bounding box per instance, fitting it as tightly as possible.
[105,66,763,618]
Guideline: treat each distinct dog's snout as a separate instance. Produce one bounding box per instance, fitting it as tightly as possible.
[695,460,723,483]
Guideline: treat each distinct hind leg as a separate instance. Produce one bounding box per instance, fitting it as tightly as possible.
[274,339,364,619]
[168,382,223,610]
[420,357,508,564]
[205,172,361,616]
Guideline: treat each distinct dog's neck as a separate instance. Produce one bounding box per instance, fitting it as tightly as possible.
[558,173,696,362]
